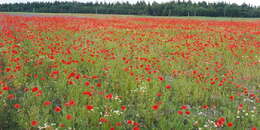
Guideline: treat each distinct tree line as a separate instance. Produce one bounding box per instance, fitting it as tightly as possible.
[0,0,260,17]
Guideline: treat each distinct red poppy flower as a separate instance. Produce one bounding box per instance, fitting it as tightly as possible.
[65,100,76,107]
[202,105,209,109]
[105,93,113,99]
[59,124,65,127]
[54,106,62,112]
[96,83,102,87]
[35,90,42,96]
[14,104,21,109]
[229,96,234,101]
[158,76,164,81]
[31,120,38,126]
[24,88,29,92]
[238,104,243,110]
[86,105,94,110]
[181,105,188,110]
[121,106,127,111]
[133,127,140,130]
[5,68,11,72]
[133,122,139,126]
[43,101,52,106]
[66,114,72,120]
[75,74,81,79]
[210,81,215,85]
[152,105,159,110]
[215,117,225,127]
[250,94,256,98]
[67,72,76,79]
[99,117,108,123]
[116,122,122,126]
[177,111,183,115]
[227,122,233,127]
[156,93,162,96]
[127,120,133,124]
[82,91,92,96]
[84,81,90,86]
[165,85,171,89]
[185,111,191,115]
[32,87,39,92]
[2,86,10,91]
[7,94,15,100]
[67,80,75,85]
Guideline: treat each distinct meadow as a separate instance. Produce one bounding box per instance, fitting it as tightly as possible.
[0,13,259,129]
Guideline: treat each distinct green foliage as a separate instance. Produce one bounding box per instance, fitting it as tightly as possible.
[0,1,260,17]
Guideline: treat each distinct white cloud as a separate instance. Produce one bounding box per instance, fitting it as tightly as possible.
[0,0,259,6]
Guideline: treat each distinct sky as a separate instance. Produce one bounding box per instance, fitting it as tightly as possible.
[0,0,259,6]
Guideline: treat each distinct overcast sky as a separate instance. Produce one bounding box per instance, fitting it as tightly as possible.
[0,0,259,6]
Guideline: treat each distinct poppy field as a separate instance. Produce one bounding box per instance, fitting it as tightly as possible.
[0,14,259,129]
